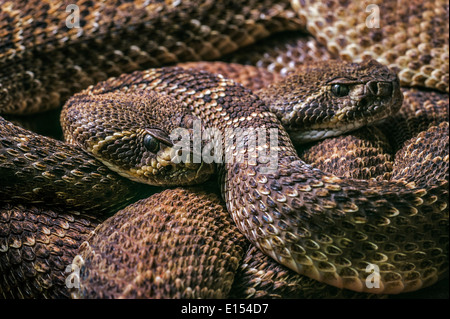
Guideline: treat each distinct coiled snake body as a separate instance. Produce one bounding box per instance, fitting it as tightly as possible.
[0,0,448,298]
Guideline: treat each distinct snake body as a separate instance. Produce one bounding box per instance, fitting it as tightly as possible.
[0,0,448,298]
[0,0,303,115]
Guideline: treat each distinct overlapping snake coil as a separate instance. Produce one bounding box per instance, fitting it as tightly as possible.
[0,0,448,299]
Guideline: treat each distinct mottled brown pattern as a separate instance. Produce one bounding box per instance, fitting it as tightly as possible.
[225,31,334,77]
[61,65,448,294]
[0,203,100,298]
[73,188,248,299]
[376,88,450,152]
[257,59,403,143]
[177,61,283,92]
[0,117,152,215]
[229,246,385,298]
[292,0,449,92]
[299,125,395,181]
[392,122,449,187]
[61,90,215,186]
[0,0,448,299]
[0,0,303,114]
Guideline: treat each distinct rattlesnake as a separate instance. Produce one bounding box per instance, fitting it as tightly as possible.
[0,0,448,298]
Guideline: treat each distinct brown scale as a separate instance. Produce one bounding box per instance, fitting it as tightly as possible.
[376,88,450,152]
[0,0,304,115]
[177,61,283,92]
[173,60,396,181]
[0,116,153,216]
[73,187,388,299]
[0,0,447,300]
[292,0,449,92]
[256,59,404,143]
[0,203,100,298]
[0,65,448,297]
[299,125,395,181]
[296,89,447,183]
[63,66,447,294]
[72,188,249,299]
[229,246,385,299]
[186,60,447,187]
[392,122,449,188]
[286,90,449,184]
[225,31,334,77]
[61,90,215,186]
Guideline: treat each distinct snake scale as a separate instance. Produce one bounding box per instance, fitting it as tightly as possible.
[0,0,448,299]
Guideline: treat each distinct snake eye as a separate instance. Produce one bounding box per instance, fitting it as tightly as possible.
[331,84,350,97]
[143,134,160,153]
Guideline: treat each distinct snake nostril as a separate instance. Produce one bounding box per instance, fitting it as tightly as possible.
[367,81,379,96]
[368,81,393,97]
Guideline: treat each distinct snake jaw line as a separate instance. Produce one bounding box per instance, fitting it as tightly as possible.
[0,0,447,298]
[289,124,364,143]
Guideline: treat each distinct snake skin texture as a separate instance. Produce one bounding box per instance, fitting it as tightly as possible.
[291,0,449,92]
[256,59,403,143]
[176,59,404,144]
[228,245,385,299]
[298,89,449,182]
[226,31,334,77]
[299,125,395,181]
[57,63,447,294]
[392,122,449,187]
[0,0,448,299]
[0,0,303,115]
[178,61,283,92]
[378,89,450,151]
[60,90,215,186]
[0,203,100,298]
[0,116,155,215]
[72,188,248,299]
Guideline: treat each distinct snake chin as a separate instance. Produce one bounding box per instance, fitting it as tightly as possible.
[259,59,403,142]
[286,91,403,144]
[288,121,368,143]
[96,146,215,187]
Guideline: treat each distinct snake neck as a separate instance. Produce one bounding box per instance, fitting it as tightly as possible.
[80,67,448,293]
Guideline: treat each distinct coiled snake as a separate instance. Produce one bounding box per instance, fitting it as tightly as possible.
[0,0,448,298]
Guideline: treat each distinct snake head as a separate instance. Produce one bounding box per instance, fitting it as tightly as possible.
[259,59,403,143]
[61,90,214,186]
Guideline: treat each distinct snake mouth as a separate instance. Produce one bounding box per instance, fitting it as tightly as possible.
[288,119,370,143]
[101,159,214,186]
[122,145,215,186]
[91,140,215,186]
[288,78,403,144]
